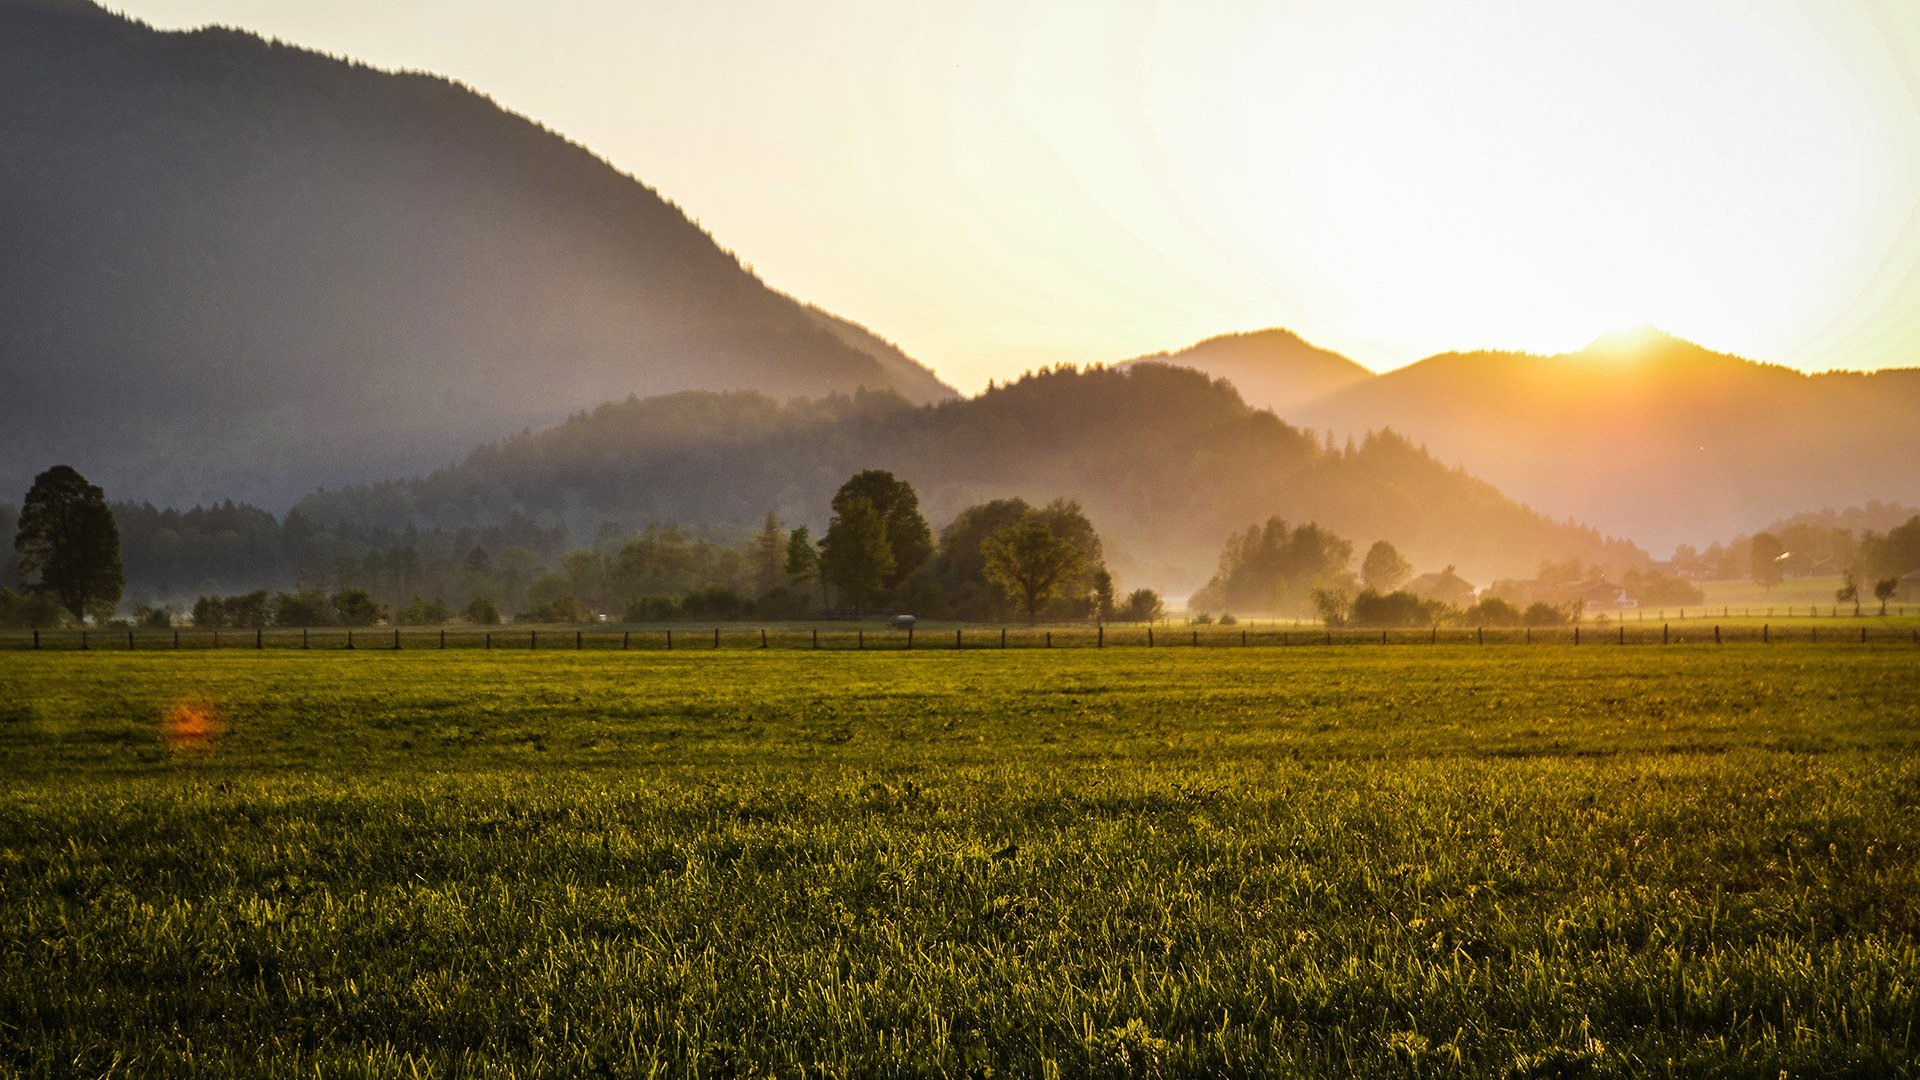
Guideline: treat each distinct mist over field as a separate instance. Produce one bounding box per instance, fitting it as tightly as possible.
[4,4,1920,1073]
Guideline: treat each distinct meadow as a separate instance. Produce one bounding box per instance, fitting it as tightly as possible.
[1,645,1916,1077]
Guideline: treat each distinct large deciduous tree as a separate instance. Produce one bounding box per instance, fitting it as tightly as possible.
[829,470,932,590]
[821,498,894,613]
[982,512,1088,624]
[14,465,125,622]
[1361,539,1412,592]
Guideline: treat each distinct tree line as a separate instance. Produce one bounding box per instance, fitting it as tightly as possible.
[5,465,1166,628]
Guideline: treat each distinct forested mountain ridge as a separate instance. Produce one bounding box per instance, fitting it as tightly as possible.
[293,363,1646,590]
[0,0,955,512]
[1286,330,1920,551]
[1120,329,1374,416]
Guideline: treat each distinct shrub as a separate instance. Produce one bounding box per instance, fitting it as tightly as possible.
[1523,601,1573,627]
[1350,589,1448,629]
[464,597,501,625]
[1462,596,1523,626]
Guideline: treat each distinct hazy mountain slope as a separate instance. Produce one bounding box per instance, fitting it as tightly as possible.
[1293,331,1920,551]
[1121,329,1375,416]
[293,364,1645,593]
[0,1,956,511]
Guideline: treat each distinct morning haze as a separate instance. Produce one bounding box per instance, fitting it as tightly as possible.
[3,1,1918,1075]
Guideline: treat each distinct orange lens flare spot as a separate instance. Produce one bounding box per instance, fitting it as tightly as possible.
[162,696,223,750]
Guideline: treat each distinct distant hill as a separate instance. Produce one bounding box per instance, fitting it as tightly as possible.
[1120,329,1373,417]
[0,1,955,511]
[1285,330,1920,552]
[293,364,1646,594]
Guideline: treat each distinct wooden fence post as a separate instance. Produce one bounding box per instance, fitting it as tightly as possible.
[1097,624,1104,648]
[1574,627,1580,646]
[907,624,914,650]
[440,628,447,650]
[812,629,818,650]
[1046,631,1052,648]
[713,627,720,650]
[394,629,401,650]
[1617,625,1624,645]
[858,630,864,650]
[576,630,583,650]
[1000,627,1007,649]
[956,628,963,650]
[666,629,673,651]
[1147,627,1154,648]
[761,628,768,649]
[530,630,536,650]
[1714,625,1721,645]
[623,631,630,650]
[346,630,354,650]
[485,631,491,650]
[257,628,263,650]
[1477,627,1483,645]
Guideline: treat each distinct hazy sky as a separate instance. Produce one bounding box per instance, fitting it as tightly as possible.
[112,0,1920,392]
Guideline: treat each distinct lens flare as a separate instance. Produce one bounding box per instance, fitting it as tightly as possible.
[162,696,223,750]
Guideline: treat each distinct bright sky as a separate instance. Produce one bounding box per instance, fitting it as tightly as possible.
[112,0,1920,392]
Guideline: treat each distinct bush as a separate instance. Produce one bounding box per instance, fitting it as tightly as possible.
[622,595,682,623]
[330,589,384,627]
[131,602,174,628]
[397,596,452,625]
[518,595,588,624]
[464,597,501,625]
[1350,589,1448,629]
[1218,612,1237,626]
[1523,601,1574,627]
[271,590,333,627]
[1190,612,1214,625]
[680,585,747,621]
[1462,596,1523,626]
[1117,588,1163,623]
[0,588,67,629]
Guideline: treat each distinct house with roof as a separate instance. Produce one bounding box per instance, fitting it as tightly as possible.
[1573,578,1637,612]
[1404,566,1476,609]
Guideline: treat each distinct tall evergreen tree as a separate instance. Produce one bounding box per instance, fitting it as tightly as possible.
[14,465,124,622]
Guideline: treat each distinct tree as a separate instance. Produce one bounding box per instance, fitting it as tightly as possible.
[1092,568,1116,622]
[1874,576,1898,616]
[1750,532,1786,591]
[1118,588,1164,623]
[749,512,786,598]
[830,471,932,589]
[331,589,383,626]
[1836,571,1860,616]
[13,465,125,622]
[785,526,825,610]
[820,497,893,613]
[1361,540,1412,593]
[981,512,1087,623]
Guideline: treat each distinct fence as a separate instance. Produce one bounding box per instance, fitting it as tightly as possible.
[4,622,1918,652]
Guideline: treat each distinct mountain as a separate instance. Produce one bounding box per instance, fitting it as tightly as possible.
[1119,329,1374,416]
[291,363,1646,594]
[0,0,956,512]
[1285,330,1920,552]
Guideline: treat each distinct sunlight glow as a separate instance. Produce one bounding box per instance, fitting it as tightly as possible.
[110,0,1920,387]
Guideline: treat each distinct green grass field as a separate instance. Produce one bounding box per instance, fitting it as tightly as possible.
[2,647,1917,1077]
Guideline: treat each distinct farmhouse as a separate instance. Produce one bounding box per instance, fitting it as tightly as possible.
[1404,566,1476,609]
[1573,578,1637,612]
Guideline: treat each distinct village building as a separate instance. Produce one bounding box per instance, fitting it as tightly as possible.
[1404,566,1477,609]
